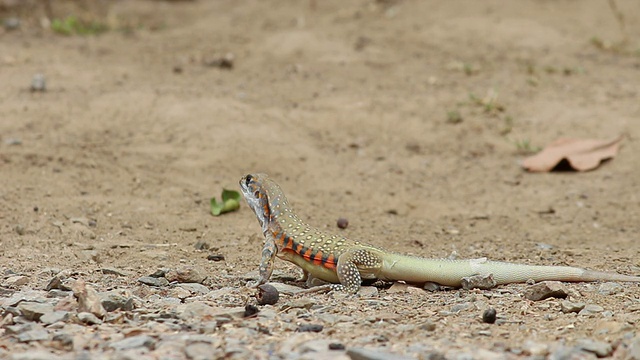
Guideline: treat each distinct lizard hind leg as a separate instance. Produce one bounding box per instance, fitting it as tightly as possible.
[335,248,383,294]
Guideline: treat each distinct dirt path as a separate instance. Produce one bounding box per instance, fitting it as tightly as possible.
[1,0,640,358]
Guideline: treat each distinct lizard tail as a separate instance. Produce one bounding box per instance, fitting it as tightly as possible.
[378,253,640,288]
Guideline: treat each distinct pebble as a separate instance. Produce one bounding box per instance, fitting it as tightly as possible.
[40,311,70,325]
[560,300,586,314]
[30,74,46,92]
[77,311,103,325]
[14,224,25,235]
[10,351,62,360]
[138,276,169,287]
[108,335,156,350]
[347,347,414,360]
[578,304,604,317]
[3,17,20,30]
[523,281,568,301]
[17,328,49,342]
[165,266,207,284]
[461,274,497,290]
[522,340,549,356]
[337,217,349,229]
[4,275,30,287]
[297,324,323,332]
[482,308,497,324]
[100,290,135,312]
[17,302,54,321]
[597,282,623,295]
[46,276,72,291]
[628,336,640,359]
[100,267,130,277]
[576,339,613,357]
[71,279,106,318]
[184,342,224,359]
[175,282,210,295]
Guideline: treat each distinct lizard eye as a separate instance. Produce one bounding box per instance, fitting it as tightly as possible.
[245,174,253,187]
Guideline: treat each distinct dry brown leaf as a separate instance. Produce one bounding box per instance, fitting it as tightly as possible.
[522,136,623,172]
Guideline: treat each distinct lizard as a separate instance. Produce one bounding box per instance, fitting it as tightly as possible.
[239,173,640,294]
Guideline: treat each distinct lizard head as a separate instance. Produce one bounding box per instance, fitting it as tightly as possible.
[240,173,272,233]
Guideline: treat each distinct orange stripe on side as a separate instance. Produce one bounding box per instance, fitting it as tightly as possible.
[323,254,337,270]
[312,250,324,266]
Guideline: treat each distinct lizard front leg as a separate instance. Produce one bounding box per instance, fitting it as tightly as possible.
[249,231,278,287]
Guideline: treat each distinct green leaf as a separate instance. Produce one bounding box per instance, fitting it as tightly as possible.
[211,189,241,216]
[221,189,241,203]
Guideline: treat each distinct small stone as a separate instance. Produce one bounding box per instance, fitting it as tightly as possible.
[3,17,20,30]
[40,311,69,325]
[482,308,497,324]
[347,347,414,360]
[165,266,207,283]
[138,276,169,287]
[576,339,613,357]
[628,336,640,359]
[77,312,102,325]
[185,342,223,359]
[422,282,441,292]
[17,302,54,321]
[329,342,346,350]
[357,286,379,298]
[297,324,323,332]
[5,323,33,335]
[100,290,134,312]
[14,224,25,235]
[461,274,497,290]
[337,218,349,229]
[450,302,471,313]
[598,282,623,295]
[256,284,279,305]
[579,304,605,317]
[4,275,30,287]
[561,300,586,314]
[47,289,72,298]
[243,304,259,317]
[30,74,46,92]
[206,254,225,261]
[419,321,436,331]
[175,283,210,295]
[194,240,209,250]
[45,276,72,291]
[150,269,167,278]
[522,340,549,356]
[108,335,155,350]
[71,279,106,319]
[100,268,130,277]
[17,328,49,342]
[523,281,568,301]
[10,351,62,360]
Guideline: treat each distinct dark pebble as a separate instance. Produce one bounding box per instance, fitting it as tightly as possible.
[243,304,259,317]
[482,308,497,324]
[138,276,169,287]
[329,343,346,350]
[337,217,349,229]
[256,284,279,305]
[149,269,166,278]
[297,324,323,332]
[207,254,225,261]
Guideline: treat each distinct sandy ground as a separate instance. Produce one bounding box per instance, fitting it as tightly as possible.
[1,0,640,358]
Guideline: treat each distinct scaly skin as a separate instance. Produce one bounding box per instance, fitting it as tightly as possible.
[239,173,640,294]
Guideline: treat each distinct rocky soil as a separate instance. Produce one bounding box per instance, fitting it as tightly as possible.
[1,0,640,359]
